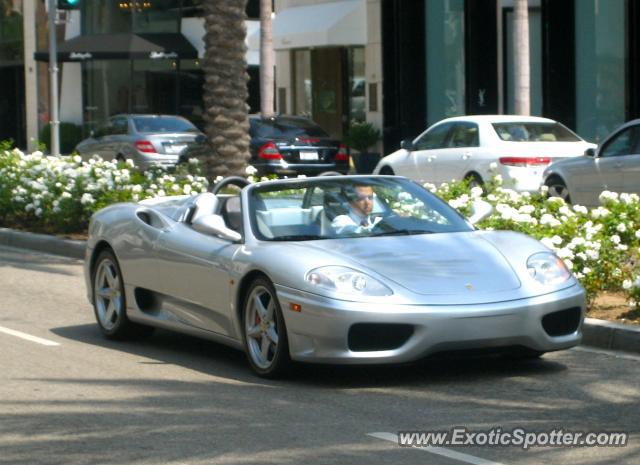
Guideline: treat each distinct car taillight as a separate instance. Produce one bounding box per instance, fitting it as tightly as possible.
[135,140,156,153]
[499,157,551,167]
[336,143,349,161]
[258,141,282,160]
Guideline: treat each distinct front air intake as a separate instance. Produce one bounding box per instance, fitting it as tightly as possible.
[542,307,581,337]
[348,323,414,352]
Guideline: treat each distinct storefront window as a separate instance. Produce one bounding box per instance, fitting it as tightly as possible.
[575,0,626,142]
[0,3,22,63]
[82,0,181,34]
[293,49,312,118]
[83,60,132,133]
[426,0,465,125]
[348,47,365,122]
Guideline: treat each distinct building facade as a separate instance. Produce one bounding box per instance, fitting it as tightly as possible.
[382,0,640,152]
[271,0,382,141]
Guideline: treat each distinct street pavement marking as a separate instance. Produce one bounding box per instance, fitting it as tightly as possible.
[573,346,640,362]
[0,325,60,346]
[368,432,506,465]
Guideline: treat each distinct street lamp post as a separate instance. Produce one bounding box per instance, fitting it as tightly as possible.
[47,0,60,156]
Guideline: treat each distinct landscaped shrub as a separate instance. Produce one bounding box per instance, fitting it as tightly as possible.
[0,149,208,233]
[39,122,84,155]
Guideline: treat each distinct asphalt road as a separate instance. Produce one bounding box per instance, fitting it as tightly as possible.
[0,244,638,465]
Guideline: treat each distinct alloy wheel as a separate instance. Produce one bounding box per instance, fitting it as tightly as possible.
[94,258,123,331]
[244,285,280,370]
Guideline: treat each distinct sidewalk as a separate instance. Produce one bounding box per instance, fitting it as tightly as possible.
[2,227,639,356]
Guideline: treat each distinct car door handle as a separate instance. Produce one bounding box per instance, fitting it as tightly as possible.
[462,152,472,160]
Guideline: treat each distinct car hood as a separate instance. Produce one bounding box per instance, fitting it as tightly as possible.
[302,232,522,297]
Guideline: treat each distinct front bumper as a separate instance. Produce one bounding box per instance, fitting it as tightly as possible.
[276,284,585,364]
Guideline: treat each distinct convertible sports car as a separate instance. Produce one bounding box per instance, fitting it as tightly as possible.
[84,175,586,377]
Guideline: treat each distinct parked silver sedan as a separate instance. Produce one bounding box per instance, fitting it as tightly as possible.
[76,114,204,170]
[543,119,640,206]
[84,175,585,377]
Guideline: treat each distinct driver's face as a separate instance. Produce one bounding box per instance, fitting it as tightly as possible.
[350,186,374,216]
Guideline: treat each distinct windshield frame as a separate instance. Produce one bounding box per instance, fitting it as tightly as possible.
[246,176,473,242]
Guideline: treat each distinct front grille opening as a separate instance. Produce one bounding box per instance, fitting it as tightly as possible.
[542,307,581,337]
[348,323,414,352]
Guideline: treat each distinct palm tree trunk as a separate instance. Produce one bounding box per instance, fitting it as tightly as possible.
[513,0,530,115]
[200,0,250,179]
[260,0,275,117]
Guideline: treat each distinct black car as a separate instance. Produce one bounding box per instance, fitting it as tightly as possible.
[180,115,349,177]
[249,115,349,176]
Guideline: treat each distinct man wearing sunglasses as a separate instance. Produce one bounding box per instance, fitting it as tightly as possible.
[331,184,382,235]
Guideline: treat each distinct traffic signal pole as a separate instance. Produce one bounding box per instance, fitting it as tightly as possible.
[48,0,60,156]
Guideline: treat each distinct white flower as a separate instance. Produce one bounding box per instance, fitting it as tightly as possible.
[519,204,535,215]
[188,157,199,165]
[72,155,82,163]
[489,162,498,170]
[563,259,574,270]
[611,235,621,245]
[572,205,588,215]
[623,279,633,290]
[126,159,135,167]
[245,165,258,175]
[539,185,549,195]
[599,191,619,203]
[635,230,640,239]
[617,223,627,233]
[583,267,592,274]
[470,186,483,198]
[551,235,563,245]
[183,184,192,195]
[80,193,95,205]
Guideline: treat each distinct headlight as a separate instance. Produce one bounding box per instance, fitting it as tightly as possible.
[527,252,571,285]
[305,266,393,296]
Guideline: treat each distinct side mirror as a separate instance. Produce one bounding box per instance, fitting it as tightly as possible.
[584,148,596,157]
[400,139,414,151]
[192,214,241,242]
[468,199,493,225]
[195,134,207,144]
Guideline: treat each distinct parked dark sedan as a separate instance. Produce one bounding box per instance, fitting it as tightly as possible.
[179,115,349,177]
[248,115,349,176]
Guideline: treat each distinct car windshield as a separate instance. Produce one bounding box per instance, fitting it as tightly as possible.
[492,122,581,142]
[249,177,472,241]
[251,117,330,139]
[133,116,199,134]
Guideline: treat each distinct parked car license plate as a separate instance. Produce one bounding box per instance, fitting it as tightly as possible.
[299,150,319,161]
[165,144,187,154]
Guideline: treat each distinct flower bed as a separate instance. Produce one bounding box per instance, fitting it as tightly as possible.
[0,148,209,233]
[1,148,640,316]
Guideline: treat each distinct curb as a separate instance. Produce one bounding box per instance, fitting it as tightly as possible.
[1,228,640,355]
[0,227,85,260]
[582,317,640,354]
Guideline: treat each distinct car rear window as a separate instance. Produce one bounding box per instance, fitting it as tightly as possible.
[492,122,581,142]
[133,117,199,134]
[251,118,330,139]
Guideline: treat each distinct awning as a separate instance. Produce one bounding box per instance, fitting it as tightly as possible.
[271,0,366,50]
[34,33,198,62]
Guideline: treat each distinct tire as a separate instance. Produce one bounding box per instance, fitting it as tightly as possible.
[502,348,544,360]
[379,166,395,175]
[92,250,154,340]
[242,277,291,378]
[545,177,571,204]
[465,173,483,190]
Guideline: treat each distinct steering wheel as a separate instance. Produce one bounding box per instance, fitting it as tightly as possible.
[370,212,399,234]
[210,176,251,194]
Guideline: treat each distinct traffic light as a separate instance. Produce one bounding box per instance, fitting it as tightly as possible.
[58,0,81,10]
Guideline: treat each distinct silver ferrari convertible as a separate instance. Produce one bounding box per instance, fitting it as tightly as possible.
[84,175,586,377]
